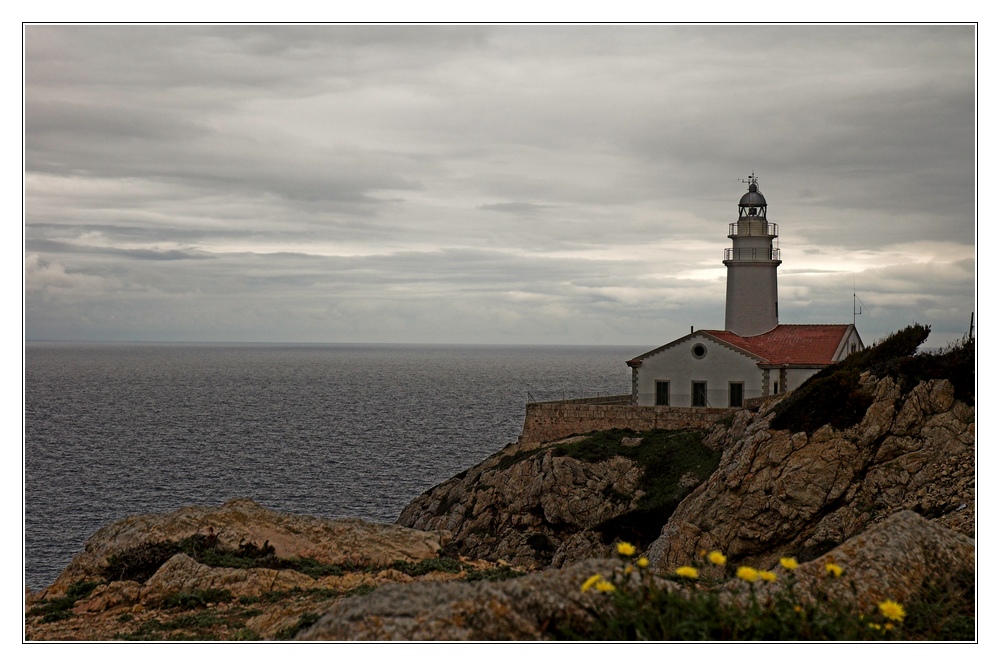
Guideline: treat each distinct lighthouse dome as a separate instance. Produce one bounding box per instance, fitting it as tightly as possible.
[739,182,767,207]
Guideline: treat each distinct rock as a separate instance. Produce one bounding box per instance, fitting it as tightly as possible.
[138,553,317,606]
[297,511,973,640]
[784,510,975,609]
[298,558,626,641]
[42,498,450,599]
[646,378,974,573]
[397,441,645,568]
[25,500,485,641]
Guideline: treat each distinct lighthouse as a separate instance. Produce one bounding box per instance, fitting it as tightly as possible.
[626,175,862,407]
[724,175,781,336]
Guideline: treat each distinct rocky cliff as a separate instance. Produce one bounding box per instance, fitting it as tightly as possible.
[397,429,720,569]
[647,374,974,574]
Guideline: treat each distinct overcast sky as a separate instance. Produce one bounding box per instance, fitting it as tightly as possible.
[23,25,976,349]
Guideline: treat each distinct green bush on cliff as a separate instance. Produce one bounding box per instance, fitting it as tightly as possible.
[770,324,974,436]
[551,428,721,549]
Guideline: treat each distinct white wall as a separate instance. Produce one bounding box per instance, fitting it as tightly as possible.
[835,328,865,361]
[634,334,763,407]
[785,367,819,392]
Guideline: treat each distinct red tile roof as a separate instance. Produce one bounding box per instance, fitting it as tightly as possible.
[703,324,854,366]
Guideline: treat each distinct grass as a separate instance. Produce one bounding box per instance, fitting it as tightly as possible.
[114,607,252,641]
[26,579,100,623]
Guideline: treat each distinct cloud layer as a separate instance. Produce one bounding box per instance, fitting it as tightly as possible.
[24,25,976,348]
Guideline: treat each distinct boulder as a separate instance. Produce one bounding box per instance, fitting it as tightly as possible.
[298,558,627,641]
[398,443,644,568]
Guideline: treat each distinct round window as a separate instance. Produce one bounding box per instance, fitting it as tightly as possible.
[691,343,707,359]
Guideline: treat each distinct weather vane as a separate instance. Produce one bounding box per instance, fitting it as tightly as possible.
[739,172,758,187]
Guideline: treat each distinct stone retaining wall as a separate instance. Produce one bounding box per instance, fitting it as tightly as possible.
[518,396,737,445]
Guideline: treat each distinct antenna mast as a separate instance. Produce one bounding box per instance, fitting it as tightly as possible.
[853,276,869,327]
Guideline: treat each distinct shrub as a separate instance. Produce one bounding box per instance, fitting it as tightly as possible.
[770,324,932,435]
[159,588,233,609]
[103,540,183,582]
[565,429,721,547]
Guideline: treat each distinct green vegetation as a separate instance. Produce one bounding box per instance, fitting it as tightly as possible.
[26,579,100,623]
[557,545,974,641]
[771,324,974,435]
[389,556,464,576]
[546,428,721,548]
[465,564,523,583]
[274,612,321,641]
[116,611,236,641]
[897,568,976,641]
[101,533,457,583]
[101,534,370,582]
[98,535,523,596]
[160,587,233,609]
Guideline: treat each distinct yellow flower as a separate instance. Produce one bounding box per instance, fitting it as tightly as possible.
[759,571,777,583]
[794,606,803,613]
[878,600,906,623]
[624,565,634,575]
[825,562,843,577]
[595,580,616,593]
[675,566,699,579]
[637,557,649,568]
[884,623,894,631]
[736,566,759,582]
[708,550,727,566]
[581,574,603,592]
[616,542,636,557]
[868,623,882,631]
[779,557,799,570]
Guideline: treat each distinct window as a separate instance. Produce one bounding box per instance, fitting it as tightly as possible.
[655,381,670,406]
[692,381,707,407]
[729,382,744,408]
[850,343,857,354]
[691,343,707,359]
[773,381,779,395]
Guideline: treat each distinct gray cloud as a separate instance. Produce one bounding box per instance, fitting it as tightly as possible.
[478,202,553,216]
[24,25,976,349]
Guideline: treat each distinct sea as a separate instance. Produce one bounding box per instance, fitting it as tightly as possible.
[24,342,643,592]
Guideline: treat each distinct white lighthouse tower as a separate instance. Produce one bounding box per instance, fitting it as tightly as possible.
[724,174,781,336]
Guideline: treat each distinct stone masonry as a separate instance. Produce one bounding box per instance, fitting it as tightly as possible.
[518,395,736,445]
